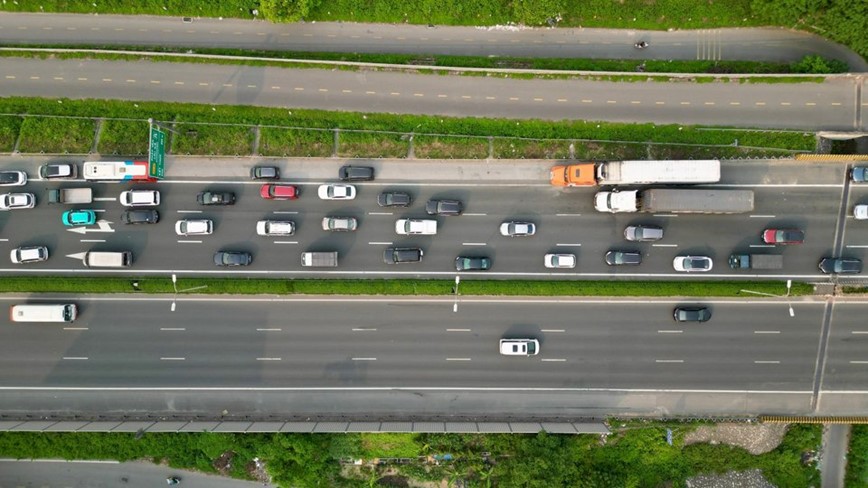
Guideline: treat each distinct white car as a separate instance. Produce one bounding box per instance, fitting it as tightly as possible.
[544,253,576,269]
[10,246,48,264]
[175,219,213,236]
[0,171,27,186]
[256,220,295,236]
[499,339,540,356]
[500,221,536,237]
[673,255,713,272]
[317,184,356,200]
[322,216,358,232]
[855,204,868,220]
[120,190,160,207]
[0,192,35,210]
[395,218,437,235]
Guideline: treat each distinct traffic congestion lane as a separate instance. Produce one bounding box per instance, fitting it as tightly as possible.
[0,158,856,277]
[0,297,828,391]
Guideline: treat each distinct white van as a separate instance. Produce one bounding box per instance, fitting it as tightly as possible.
[83,251,132,268]
[10,304,78,323]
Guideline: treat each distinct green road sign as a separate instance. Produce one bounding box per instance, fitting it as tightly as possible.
[148,125,166,179]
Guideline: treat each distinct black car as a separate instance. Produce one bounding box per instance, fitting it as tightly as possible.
[339,165,374,182]
[426,199,463,216]
[383,247,423,264]
[39,163,78,179]
[214,251,252,267]
[377,191,411,208]
[121,209,160,225]
[605,250,642,266]
[455,256,491,271]
[673,307,712,322]
[818,257,862,274]
[250,166,279,180]
[197,191,236,206]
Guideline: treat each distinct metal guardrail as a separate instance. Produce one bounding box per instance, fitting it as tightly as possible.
[0,419,610,434]
[759,416,868,424]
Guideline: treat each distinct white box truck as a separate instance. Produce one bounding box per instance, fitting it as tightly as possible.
[594,189,754,214]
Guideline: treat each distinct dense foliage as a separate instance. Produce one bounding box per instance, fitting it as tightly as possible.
[0,423,821,487]
[847,425,868,488]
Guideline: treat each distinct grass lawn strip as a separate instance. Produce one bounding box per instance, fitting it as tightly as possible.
[0,97,815,159]
[0,47,841,80]
[0,276,812,297]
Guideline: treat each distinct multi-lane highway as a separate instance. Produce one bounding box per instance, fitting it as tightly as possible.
[0,157,864,279]
[0,295,865,417]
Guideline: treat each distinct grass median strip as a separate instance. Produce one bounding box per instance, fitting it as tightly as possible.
[0,97,815,159]
[0,47,842,80]
[0,276,812,297]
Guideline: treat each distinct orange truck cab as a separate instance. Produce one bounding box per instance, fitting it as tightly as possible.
[549,163,596,187]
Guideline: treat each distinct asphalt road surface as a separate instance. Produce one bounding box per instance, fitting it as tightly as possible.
[0,13,864,69]
[0,157,865,281]
[0,295,865,417]
[0,459,274,488]
[0,57,863,131]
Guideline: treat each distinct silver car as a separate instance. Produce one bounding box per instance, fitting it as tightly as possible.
[624,225,663,242]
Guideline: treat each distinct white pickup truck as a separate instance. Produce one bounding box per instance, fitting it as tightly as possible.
[395,218,437,235]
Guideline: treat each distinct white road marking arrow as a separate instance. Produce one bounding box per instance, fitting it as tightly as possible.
[66,220,116,234]
[66,252,87,261]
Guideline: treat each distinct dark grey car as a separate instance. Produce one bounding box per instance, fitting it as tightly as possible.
[197,191,236,206]
[673,307,712,322]
[339,165,374,181]
[455,256,491,271]
[383,247,423,264]
[213,251,252,267]
[818,257,862,274]
[605,251,642,266]
[121,209,160,224]
[377,191,411,207]
[426,199,463,216]
[250,166,279,180]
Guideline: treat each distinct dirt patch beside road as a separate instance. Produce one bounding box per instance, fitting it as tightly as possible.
[682,422,788,455]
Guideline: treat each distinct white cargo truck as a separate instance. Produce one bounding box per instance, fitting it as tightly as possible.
[594,189,754,214]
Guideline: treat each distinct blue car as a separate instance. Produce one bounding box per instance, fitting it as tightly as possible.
[62,209,96,226]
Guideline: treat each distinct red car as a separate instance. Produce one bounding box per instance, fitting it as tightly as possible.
[260,184,299,200]
[762,228,805,245]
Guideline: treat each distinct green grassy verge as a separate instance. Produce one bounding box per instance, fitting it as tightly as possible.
[847,425,868,488]
[0,48,843,79]
[0,97,815,159]
[0,276,812,297]
[0,422,821,487]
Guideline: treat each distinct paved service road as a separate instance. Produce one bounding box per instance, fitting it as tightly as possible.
[0,13,864,69]
[0,295,865,417]
[0,58,862,131]
[0,459,274,488]
[0,157,865,280]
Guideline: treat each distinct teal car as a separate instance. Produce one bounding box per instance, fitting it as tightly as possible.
[62,209,96,226]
